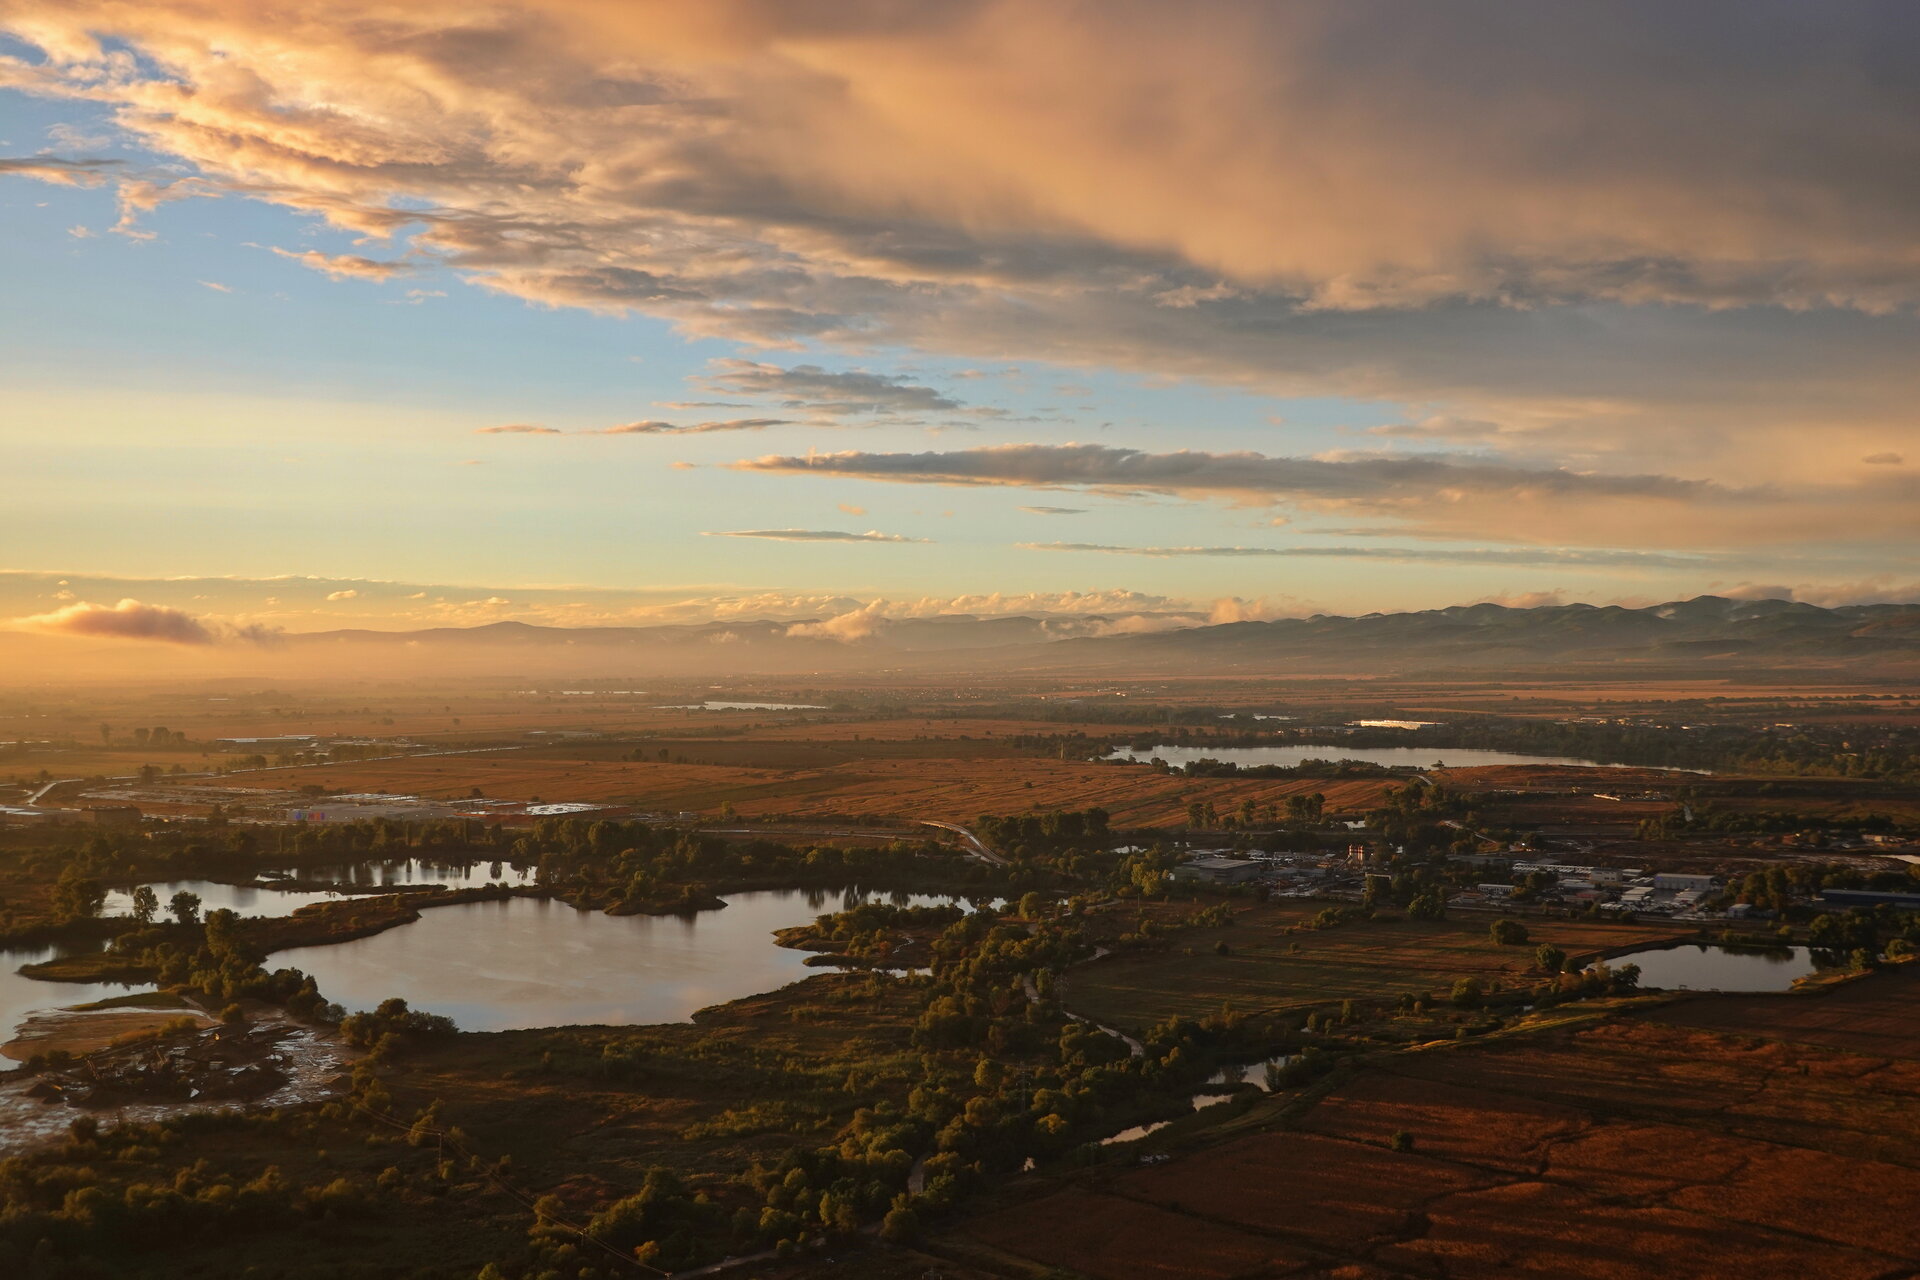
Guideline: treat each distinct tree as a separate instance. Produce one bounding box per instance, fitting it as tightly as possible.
[1534,942,1567,973]
[1017,891,1046,920]
[1449,977,1483,1008]
[130,884,159,924]
[1489,919,1530,946]
[880,1200,921,1243]
[52,868,106,922]
[170,890,203,926]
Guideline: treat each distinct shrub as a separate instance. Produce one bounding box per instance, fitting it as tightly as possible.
[1489,919,1529,946]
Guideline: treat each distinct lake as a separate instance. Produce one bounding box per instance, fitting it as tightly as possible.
[1608,942,1818,992]
[273,887,982,1031]
[1107,743,1617,770]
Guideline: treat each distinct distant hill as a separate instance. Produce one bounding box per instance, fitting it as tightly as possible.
[1021,596,1920,675]
[267,596,1920,678]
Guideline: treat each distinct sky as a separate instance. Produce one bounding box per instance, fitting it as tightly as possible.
[2,1,1917,646]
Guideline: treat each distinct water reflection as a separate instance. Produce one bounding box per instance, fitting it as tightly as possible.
[1190,1055,1296,1110]
[0,943,154,1054]
[1099,1120,1171,1146]
[274,888,982,1032]
[101,860,541,921]
[1607,942,1817,992]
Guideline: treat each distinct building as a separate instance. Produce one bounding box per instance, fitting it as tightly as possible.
[287,802,458,824]
[1652,873,1720,892]
[0,805,75,827]
[82,805,142,828]
[1173,855,1265,886]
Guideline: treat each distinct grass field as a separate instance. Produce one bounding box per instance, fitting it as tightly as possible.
[1063,902,1693,1031]
[958,1009,1920,1279]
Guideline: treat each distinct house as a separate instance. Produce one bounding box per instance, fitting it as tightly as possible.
[1173,856,1265,885]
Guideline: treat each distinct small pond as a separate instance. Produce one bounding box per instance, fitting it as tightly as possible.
[1607,942,1818,992]
[274,887,983,1032]
[1099,1120,1170,1146]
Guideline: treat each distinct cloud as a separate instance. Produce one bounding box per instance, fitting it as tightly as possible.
[475,419,791,436]
[16,598,214,644]
[7,5,1920,568]
[837,503,867,516]
[697,360,962,416]
[198,280,231,293]
[701,528,928,543]
[0,155,119,187]
[1208,596,1302,624]
[1472,589,1571,609]
[784,602,888,642]
[270,247,411,281]
[1019,505,1087,515]
[4,4,1920,547]
[1368,417,1503,440]
[1019,541,1710,569]
[325,589,359,601]
[591,418,792,435]
[1863,452,1905,465]
[733,443,1724,506]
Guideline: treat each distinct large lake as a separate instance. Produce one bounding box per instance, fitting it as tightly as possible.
[273,888,978,1032]
[1609,942,1818,992]
[1107,744,1620,770]
[7,874,985,1043]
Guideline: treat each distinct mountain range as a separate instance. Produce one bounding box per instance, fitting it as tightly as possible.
[268,595,1920,677]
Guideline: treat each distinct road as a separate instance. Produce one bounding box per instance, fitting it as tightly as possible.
[918,819,1008,865]
[27,778,81,805]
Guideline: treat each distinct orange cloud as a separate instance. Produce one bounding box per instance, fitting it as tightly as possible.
[17,598,214,645]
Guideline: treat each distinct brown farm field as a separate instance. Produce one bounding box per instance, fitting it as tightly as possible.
[204,739,1403,827]
[957,1007,1920,1279]
[1063,902,1694,1031]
